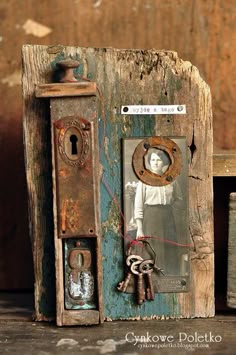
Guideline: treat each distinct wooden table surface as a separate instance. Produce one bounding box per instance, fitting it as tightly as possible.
[0,292,235,354]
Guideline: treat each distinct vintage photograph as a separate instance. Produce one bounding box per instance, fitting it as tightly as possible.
[123,137,189,278]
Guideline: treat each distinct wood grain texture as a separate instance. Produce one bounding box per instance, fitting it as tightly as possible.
[35,82,97,98]
[22,44,213,320]
[1,0,234,291]
[0,316,236,354]
[227,193,236,308]
[61,310,100,326]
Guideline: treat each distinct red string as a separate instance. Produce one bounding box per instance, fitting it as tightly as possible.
[101,175,193,248]
[101,174,133,244]
[135,236,193,248]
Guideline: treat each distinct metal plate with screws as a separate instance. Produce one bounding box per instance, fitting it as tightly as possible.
[132,136,182,186]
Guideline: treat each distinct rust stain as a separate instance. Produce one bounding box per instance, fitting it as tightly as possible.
[61,199,68,233]
[58,168,70,178]
[60,199,80,233]
[67,199,80,232]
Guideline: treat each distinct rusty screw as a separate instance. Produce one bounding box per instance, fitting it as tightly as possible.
[56,59,80,83]
[166,175,173,182]
[143,142,150,150]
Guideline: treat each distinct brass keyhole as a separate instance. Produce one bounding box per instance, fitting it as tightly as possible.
[70,134,78,155]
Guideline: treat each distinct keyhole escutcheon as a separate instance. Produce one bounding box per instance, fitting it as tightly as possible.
[59,120,90,166]
[70,134,78,155]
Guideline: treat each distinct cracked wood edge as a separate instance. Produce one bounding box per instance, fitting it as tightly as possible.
[154,53,214,317]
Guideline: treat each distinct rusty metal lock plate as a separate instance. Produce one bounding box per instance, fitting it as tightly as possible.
[53,116,97,237]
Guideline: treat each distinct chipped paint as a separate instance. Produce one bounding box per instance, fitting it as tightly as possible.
[64,239,97,310]
[121,116,132,136]
[104,137,113,167]
[22,19,52,38]
[68,272,94,301]
[2,71,21,87]
[47,45,65,54]
[81,339,126,354]
[102,200,121,235]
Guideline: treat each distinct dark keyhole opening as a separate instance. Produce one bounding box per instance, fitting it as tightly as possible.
[70,134,78,155]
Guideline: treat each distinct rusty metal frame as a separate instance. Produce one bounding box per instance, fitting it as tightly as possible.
[132,136,182,186]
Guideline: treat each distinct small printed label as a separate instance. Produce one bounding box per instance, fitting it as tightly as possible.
[158,277,189,293]
[121,105,186,115]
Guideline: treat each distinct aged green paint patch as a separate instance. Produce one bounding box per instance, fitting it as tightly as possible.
[166,68,183,102]
[99,109,180,319]
[38,51,182,320]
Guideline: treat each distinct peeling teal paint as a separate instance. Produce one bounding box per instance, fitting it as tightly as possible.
[99,102,180,319]
[166,69,183,102]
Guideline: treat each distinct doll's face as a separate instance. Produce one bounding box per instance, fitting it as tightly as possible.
[149,152,164,174]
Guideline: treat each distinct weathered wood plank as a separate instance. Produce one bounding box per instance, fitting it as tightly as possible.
[50,94,103,325]
[22,45,214,320]
[62,310,100,326]
[227,193,236,308]
[22,46,56,320]
[35,82,97,98]
[0,316,235,354]
[154,61,214,318]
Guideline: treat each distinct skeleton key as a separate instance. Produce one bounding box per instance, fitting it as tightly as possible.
[131,260,146,305]
[117,255,143,292]
[126,254,143,267]
[117,270,132,292]
[139,259,155,300]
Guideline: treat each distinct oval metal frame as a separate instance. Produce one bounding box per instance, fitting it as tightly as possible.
[132,137,182,186]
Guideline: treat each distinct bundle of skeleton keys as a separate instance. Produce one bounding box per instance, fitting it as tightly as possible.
[117,251,164,305]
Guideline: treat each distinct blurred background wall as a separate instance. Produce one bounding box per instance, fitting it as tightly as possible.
[0,0,235,291]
